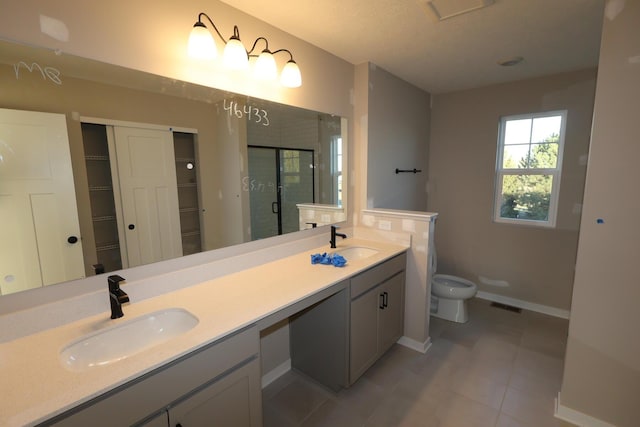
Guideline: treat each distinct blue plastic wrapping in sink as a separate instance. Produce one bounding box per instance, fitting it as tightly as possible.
[310,253,347,267]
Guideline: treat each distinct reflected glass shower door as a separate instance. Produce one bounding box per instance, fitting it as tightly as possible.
[248,147,279,240]
[248,146,314,240]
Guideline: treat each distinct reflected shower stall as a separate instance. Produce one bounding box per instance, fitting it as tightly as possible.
[247,146,314,240]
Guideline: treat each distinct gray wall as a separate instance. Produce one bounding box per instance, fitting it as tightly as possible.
[427,69,597,311]
[366,64,431,211]
[560,2,640,425]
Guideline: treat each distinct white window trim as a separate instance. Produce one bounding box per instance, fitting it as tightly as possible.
[493,110,567,228]
[331,136,343,206]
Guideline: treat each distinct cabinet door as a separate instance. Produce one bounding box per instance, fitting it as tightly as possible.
[349,287,380,383]
[378,272,405,353]
[168,358,261,427]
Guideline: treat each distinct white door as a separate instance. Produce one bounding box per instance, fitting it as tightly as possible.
[0,108,84,295]
[111,126,182,267]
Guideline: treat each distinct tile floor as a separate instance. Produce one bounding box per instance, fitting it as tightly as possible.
[262,298,576,427]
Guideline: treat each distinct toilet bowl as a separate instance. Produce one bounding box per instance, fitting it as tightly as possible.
[431,274,478,323]
[429,250,478,323]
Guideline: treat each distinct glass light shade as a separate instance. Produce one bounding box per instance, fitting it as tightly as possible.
[280,60,302,88]
[254,50,278,81]
[223,37,249,70]
[188,23,217,60]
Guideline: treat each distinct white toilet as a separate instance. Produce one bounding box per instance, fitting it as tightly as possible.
[430,249,478,323]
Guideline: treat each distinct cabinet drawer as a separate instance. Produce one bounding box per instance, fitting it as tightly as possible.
[350,253,406,299]
[47,325,259,426]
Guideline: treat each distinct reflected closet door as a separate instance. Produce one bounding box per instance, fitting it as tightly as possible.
[111,126,182,267]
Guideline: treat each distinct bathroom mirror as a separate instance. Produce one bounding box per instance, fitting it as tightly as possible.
[0,39,347,297]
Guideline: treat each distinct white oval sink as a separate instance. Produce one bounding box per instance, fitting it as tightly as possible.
[332,246,379,261]
[60,308,198,372]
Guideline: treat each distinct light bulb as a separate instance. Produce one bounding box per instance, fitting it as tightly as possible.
[223,37,249,70]
[188,23,217,60]
[280,60,302,88]
[254,50,278,80]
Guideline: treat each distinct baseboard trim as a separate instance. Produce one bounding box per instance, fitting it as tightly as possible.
[555,393,616,427]
[476,291,570,319]
[398,336,432,353]
[261,359,291,389]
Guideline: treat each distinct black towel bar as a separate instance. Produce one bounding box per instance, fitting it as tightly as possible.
[395,168,422,174]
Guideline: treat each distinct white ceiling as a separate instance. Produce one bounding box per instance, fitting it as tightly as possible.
[220,0,605,93]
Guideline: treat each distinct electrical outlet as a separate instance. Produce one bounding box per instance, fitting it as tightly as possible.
[378,220,392,231]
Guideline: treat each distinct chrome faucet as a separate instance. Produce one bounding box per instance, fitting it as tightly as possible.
[108,275,129,319]
[330,225,347,248]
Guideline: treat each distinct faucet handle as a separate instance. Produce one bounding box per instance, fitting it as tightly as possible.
[107,274,126,292]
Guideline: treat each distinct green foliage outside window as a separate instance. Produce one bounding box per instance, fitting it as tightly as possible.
[500,134,559,221]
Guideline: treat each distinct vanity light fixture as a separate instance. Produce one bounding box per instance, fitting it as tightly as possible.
[188,12,302,88]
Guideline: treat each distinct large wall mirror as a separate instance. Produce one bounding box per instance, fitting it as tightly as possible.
[0,39,347,297]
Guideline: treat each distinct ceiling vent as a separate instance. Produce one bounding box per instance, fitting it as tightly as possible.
[419,0,495,21]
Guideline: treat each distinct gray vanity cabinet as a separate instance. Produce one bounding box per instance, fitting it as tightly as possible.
[290,253,406,390]
[167,358,260,426]
[46,326,261,427]
[349,254,406,384]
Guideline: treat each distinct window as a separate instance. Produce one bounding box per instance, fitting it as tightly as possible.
[331,136,343,206]
[281,149,301,185]
[494,110,567,227]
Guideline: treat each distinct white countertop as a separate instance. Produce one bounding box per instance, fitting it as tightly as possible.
[0,237,408,426]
